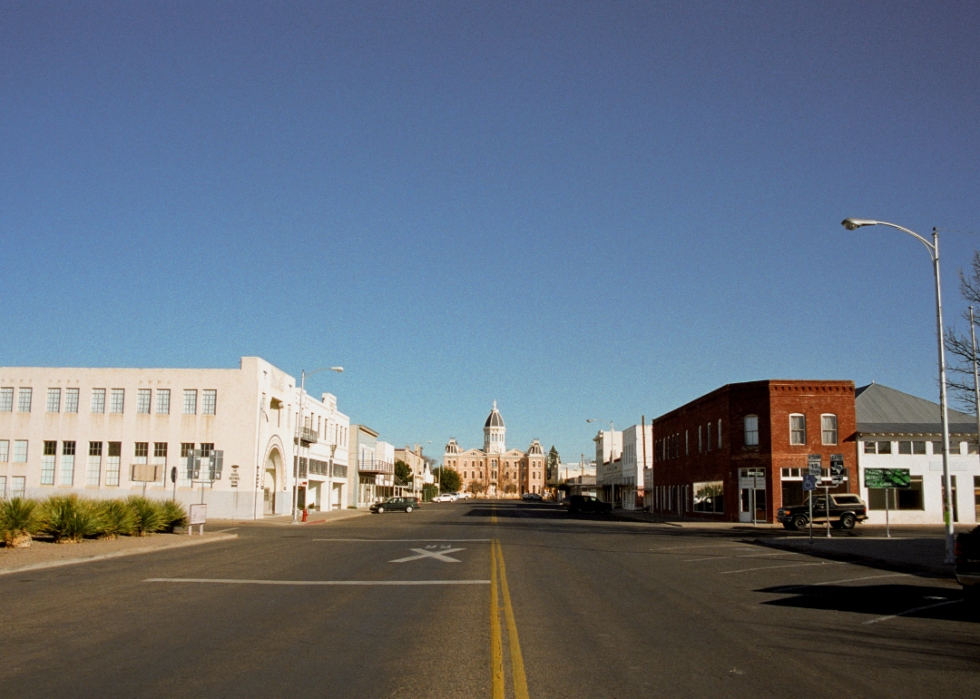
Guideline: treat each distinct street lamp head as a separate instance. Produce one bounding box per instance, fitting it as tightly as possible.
[329,367,344,373]
[841,218,878,230]
[586,419,596,423]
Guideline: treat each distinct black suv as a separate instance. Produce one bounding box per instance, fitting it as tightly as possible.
[568,495,612,515]
[370,497,419,514]
[777,493,868,531]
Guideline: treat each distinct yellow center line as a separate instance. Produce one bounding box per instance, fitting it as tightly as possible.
[490,538,530,699]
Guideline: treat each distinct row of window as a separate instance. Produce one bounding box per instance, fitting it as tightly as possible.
[0,387,217,415]
[862,439,979,455]
[657,414,840,461]
[460,470,542,481]
[0,439,212,489]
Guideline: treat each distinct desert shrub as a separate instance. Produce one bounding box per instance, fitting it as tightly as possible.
[97,499,137,539]
[0,497,40,548]
[38,495,101,543]
[127,496,166,536]
[159,500,188,533]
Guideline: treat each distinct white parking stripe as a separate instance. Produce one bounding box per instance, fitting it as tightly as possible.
[146,578,490,585]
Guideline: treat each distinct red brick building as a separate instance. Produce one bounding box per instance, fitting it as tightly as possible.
[650,380,857,523]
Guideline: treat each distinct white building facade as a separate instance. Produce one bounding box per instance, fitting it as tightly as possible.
[855,383,979,525]
[592,423,653,510]
[0,357,350,520]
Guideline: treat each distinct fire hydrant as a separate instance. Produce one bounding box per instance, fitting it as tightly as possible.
[302,508,308,522]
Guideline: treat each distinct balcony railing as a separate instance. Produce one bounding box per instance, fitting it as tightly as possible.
[357,458,394,475]
[295,426,318,446]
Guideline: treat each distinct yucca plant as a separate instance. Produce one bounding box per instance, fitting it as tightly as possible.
[39,495,101,543]
[127,496,166,536]
[159,500,188,533]
[0,497,40,548]
[97,499,137,539]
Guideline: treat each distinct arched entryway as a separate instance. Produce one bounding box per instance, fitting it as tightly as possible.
[263,445,283,515]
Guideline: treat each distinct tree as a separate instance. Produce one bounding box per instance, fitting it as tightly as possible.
[467,480,485,496]
[394,460,413,487]
[945,250,980,412]
[439,467,462,493]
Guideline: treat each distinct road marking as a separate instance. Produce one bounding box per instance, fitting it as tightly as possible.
[721,561,842,574]
[145,578,489,586]
[315,538,491,542]
[770,572,911,593]
[491,539,530,699]
[864,598,961,624]
[391,547,465,563]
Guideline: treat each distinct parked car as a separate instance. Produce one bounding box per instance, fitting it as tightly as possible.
[521,492,543,501]
[776,493,868,531]
[568,495,612,514]
[955,525,980,604]
[370,497,419,514]
[457,492,474,499]
[431,493,456,503]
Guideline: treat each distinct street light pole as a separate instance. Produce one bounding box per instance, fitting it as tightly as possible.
[293,366,343,524]
[587,418,615,506]
[841,218,955,563]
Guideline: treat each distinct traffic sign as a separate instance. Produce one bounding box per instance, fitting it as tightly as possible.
[803,474,818,491]
[829,455,845,485]
[807,454,822,477]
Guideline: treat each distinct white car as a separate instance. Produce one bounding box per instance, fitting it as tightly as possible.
[431,493,456,503]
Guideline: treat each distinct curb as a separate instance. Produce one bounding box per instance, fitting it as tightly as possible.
[0,532,239,576]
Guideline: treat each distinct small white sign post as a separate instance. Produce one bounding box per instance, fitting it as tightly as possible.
[188,503,206,536]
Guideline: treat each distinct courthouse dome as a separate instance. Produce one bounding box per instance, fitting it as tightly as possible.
[484,401,505,428]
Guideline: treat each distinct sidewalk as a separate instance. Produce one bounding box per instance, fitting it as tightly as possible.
[250,507,370,526]
[614,509,961,578]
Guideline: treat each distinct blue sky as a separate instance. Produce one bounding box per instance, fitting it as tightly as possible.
[3,1,979,464]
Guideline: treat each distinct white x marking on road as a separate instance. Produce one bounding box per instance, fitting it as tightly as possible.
[390,547,465,563]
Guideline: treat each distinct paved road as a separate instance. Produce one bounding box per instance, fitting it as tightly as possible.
[1,501,976,698]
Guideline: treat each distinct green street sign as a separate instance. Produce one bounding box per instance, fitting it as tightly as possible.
[864,468,911,489]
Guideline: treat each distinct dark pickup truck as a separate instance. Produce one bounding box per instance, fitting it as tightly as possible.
[777,493,868,531]
[955,526,980,604]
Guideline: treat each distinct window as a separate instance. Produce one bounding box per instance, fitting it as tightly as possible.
[137,389,152,414]
[698,425,703,453]
[11,476,25,498]
[91,388,106,413]
[47,388,61,413]
[183,389,197,415]
[202,389,217,415]
[790,414,806,445]
[0,440,8,462]
[18,387,32,412]
[0,476,5,499]
[65,387,79,413]
[821,414,838,445]
[717,420,723,449]
[87,442,102,486]
[744,415,759,446]
[706,423,712,451]
[898,440,926,455]
[14,440,28,463]
[868,476,924,510]
[932,441,963,455]
[0,387,13,412]
[693,481,724,514]
[135,442,149,464]
[41,441,57,485]
[106,442,121,486]
[157,389,170,414]
[110,389,125,414]
[181,443,194,486]
[61,441,76,485]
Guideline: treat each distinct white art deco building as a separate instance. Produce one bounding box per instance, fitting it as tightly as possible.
[0,357,350,519]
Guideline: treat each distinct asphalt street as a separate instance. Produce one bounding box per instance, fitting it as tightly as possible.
[0,501,976,699]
